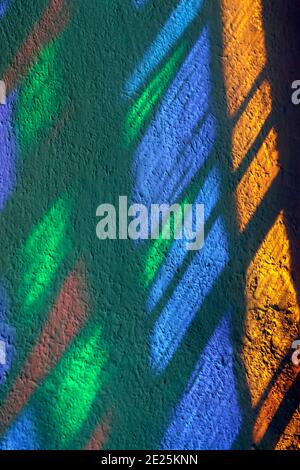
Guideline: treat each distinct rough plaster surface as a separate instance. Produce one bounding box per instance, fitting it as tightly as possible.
[0,0,299,450]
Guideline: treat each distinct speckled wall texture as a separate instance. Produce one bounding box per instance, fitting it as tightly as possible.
[0,0,299,450]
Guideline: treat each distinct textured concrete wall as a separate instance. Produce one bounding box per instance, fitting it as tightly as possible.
[0,0,299,450]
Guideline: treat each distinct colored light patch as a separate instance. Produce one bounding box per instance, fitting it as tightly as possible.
[0,407,39,450]
[132,0,149,9]
[133,27,212,208]
[0,91,18,211]
[3,0,69,93]
[275,408,300,450]
[0,323,15,385]
[36,326,107,449]
[0,80,5,104]
[151,217,229,373]
[236,127,280,231]
[162,314,242,450]
[85,411,112,450]
[143,201,186,289]
[0,284,15,385]
[125,41,187,147]
[143,153,218,288]
[0,263,89,432]
[147,166,221,310]
[17,196,71,325]
[125,0,204,97]
[0,0,11,17]
[221,0,266,116]
[232,80,272,170]
[242,212,299,407]
[16,40,62,153]
[169,114,216,204]
[253,363,299,445]
[0,340,5,365]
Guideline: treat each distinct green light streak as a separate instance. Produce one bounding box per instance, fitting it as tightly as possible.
[143,201,184,287]
[38,326,107,449]
[143,190,198,287]
[17,196,71,323]
[16,39,62,153]
[125,42,187,147]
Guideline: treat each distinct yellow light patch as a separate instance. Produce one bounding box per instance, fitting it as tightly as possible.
[221,0,267,116]
[242,212,299,407]
[232,80,272,170]
[236,127,279,232]
[275,408,300,450]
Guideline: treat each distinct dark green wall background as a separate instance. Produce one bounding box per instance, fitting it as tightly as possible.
[0,0,299,450]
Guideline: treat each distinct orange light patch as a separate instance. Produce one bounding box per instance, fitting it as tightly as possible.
[275,407,300,450]
[232,80,272,170]
[85,412,112,450]
[221,0,266,116]
[242,212,300,407]
[253,364,299,444]
[236,127,279,232]
[3,0,69,93]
